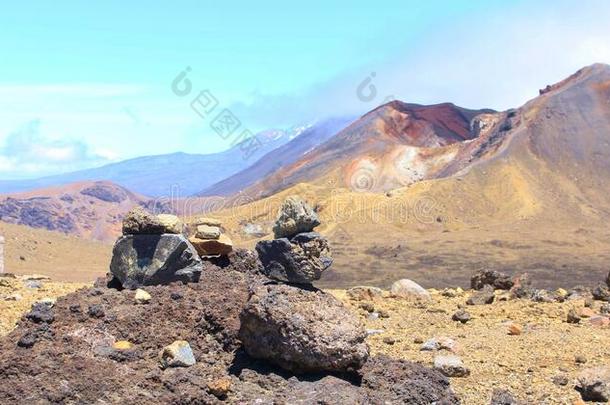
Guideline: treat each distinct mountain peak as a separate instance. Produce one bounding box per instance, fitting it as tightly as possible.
[539,62,610,95]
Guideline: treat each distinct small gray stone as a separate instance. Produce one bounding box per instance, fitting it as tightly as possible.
[421,337,457,352]
[452,309,471,324]
[467,285,495,305]
[490,388,520,404]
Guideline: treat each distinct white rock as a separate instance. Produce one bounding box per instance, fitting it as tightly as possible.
[135,289,152,304]
[37,297,56,308]
[4,293,22,301]
[390,279,431,300]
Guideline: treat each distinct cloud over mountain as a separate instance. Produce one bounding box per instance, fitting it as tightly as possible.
[0,120,113,179]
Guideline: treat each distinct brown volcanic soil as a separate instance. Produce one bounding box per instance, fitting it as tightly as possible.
[1,274,608,404]
[332,287,610,404]
[0,221,111,282]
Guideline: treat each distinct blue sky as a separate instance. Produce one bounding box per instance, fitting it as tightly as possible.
[1,0,609,179]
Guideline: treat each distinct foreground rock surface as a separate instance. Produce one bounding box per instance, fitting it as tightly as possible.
[0,265,459,404]
[240,282,369,373]
[109,234,203,289]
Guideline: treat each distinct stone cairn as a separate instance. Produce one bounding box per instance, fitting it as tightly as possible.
[188,217,233,257]
[108,207,232,289]
[107,199,369,375]
[239,196,369,373]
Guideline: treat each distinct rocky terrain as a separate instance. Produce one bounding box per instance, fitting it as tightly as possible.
[3,264,610,403]
[0,199,462,404]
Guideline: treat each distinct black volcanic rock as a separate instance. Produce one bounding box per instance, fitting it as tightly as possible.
[109,234,203,289]
[256,233,332,284]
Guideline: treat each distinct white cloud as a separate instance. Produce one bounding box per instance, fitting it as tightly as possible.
[0,120,115,179]
[231,0,610,125]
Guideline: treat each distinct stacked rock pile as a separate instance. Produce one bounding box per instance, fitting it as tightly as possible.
[108,207,233,289]
[188,217,233,257]
[240,196,369,373]
[255,195,331,284]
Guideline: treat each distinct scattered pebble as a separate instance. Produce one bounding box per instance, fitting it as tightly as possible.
[87,304,105,319]
[113,340,134,350]
[24,280,42,289]
[507,323,523,336]
[159,340,196,368]
[421,337,456,352]
[551,373,569,386]
[452,309,471,324]
[490,388,519,404]
[135,289,152,304]
[575,355,588,364]
[382,336,396,345]
[207,377,231,399]
[589,316,610,328]
[567,309,581,324]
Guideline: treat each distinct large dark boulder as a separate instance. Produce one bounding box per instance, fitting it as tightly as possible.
[109,234,203,289]
[239,283,369,373]
[255,232,332,284]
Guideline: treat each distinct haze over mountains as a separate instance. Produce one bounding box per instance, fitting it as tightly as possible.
[0,124,319,197]
[3,64,610,287]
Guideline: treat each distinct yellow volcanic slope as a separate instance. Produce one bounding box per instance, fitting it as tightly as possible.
[209,65,610,289]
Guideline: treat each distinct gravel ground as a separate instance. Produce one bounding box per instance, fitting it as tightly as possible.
[331,288,610,404]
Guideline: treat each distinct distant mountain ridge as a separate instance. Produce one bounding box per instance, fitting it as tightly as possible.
[198,116,356,196]
[0,126,310,197]
[232,102,495,198]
